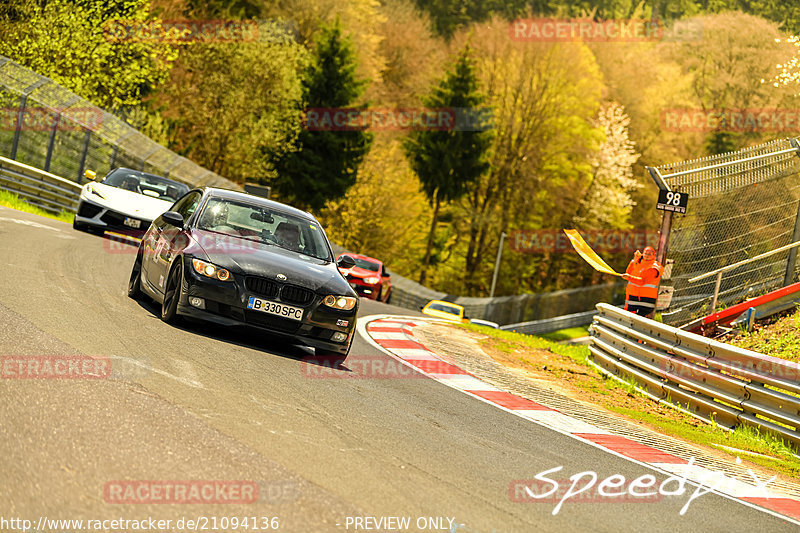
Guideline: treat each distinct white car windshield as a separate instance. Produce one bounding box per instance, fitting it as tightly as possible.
[102,169,190,202]
[196,197,332,261]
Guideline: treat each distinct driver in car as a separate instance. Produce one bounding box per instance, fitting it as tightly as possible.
[199,202,231,232]
[274,222,301,252]
[120,177,140,192]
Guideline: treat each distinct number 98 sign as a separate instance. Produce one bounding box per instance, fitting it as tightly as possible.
[657,189,688,214]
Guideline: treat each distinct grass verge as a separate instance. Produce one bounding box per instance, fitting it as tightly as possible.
[729,305,800,363]
[0,190,74,224]
[461,322,589,364]
[538,325,590,342]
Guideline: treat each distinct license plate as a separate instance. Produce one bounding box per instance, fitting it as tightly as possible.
[247,296,303,321]
[124,217,141,229]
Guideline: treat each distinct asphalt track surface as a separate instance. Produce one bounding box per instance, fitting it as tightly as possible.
[0,205,796,533]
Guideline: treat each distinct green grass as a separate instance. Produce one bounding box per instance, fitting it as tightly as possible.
[459,322,590,365]
[539,326,590,342]
[732,306,800,363]
[0,190,74,224]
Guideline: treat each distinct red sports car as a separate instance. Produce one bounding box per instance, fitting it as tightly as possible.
[336,253,393,303]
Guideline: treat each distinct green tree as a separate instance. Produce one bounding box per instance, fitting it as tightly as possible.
[404,45,492,285]
[414,0,527,38]
[271,21,373,211]
[0,0,177,110]
[156,23,309,183]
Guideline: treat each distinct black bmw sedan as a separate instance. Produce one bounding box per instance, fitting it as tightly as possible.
[127,187,359,356]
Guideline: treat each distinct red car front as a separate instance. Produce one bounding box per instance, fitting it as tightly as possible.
[336,253,393,303]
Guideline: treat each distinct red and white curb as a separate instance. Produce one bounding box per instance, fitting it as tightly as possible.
[358,314,800,524]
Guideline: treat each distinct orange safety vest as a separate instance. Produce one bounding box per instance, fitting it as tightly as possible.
[625,257,664,305]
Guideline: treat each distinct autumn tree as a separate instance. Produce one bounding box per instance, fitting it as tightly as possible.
[444,22,603,294]
[320,137,430,274]
[375,0,447,107]
[772,35,800,96]
[271,21,373,211]
[670,12,795,154]
[403,44,493,285]
[263,0,388,91]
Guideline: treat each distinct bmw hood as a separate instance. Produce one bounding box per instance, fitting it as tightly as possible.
[189,230,351,293]
[81,182,174,220]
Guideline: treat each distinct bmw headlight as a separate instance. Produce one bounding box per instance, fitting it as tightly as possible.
[323,295,357,311]
[192,258,231,281]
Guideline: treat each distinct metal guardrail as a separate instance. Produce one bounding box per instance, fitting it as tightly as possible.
[0,155,81,214]
[501,310,597,335]
[589,303,800,450]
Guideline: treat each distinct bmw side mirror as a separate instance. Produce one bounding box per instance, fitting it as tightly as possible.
[162,211,184,228]
[337,255,356,269]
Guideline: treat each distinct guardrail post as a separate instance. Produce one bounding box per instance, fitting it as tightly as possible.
[745,307,756,332]
[43,112,60,172]
[710,270,722,311]
[77,128,91,183]
[9,95,27,160]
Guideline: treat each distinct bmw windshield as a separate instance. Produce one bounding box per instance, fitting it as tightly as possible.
[195,197,332,261]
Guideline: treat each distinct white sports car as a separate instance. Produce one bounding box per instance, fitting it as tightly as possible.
[73,168,190,235]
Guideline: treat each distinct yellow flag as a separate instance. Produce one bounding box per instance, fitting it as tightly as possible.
[563,229,622,276]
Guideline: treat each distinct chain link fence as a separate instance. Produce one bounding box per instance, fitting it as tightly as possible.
[657,138,800,325]
[0,55,238,190]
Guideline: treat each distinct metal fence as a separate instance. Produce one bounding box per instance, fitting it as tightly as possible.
[656,138,800,325]
[0,55,238,190]
[589,303,800,450]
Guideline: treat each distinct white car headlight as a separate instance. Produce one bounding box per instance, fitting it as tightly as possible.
[192,258,231,281]
[323,295,357,310]
[364,276,380,285]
